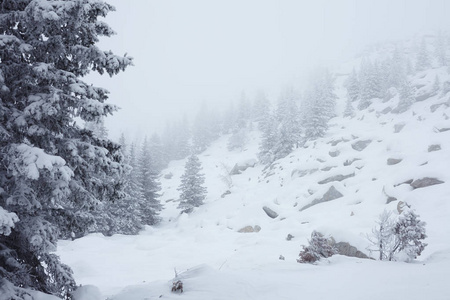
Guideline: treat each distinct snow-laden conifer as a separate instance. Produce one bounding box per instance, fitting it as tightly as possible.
[0,1,132,297]
[298,231,337,263]
[137,137,162,225]
[178,154,207,213]
[416,37,431,72]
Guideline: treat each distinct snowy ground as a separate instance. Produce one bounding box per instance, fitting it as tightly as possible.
[57,66,450,299]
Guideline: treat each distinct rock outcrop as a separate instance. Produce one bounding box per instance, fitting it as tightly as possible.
[300,186,343,211]
[410,177,444,189]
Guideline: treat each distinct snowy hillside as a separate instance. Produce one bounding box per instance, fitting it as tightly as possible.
[57,55,450,299]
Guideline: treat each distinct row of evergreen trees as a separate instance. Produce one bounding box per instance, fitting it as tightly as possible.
[345,34,450,117]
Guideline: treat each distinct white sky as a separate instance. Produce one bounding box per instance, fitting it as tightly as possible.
[89,0,450,140]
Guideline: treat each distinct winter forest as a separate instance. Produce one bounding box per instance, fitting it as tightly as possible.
[1,1,450,300]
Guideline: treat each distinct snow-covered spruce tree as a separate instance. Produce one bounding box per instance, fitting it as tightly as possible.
[388,46,407,89]
[345,68,360,102]
[434,31,448,67]
[302,70,337,141]
[100,136,142,236]
[393,79,416,113]
[258,110,278,165]
[343,96,355,118]
[393,210,427,261]
[367,210,396,261]
[192,104,213,153]
[0,1,132,298]
[271,87,301,160]
[358,59,381,109]
[368,209,427,261]
[177,154,207,213]
[174,115,192,160]
[416,37,431,72]
[298,231,337,263]
[137,137,162,225]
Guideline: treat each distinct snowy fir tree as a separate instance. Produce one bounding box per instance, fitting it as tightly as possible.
[272,87,302,160]
[192,104,214,153]
[358,59,381,109]
[137,137,162,225]
[101,135,142,236]
[177,154,207,213]
[367,210,397,261]
[434,32,448,67]
[297,231,337,263]
[0,1,132,298]
[258,111,278,165]
[302,70,337,141]
[345,68,360,102]
[393,210,427,261]
[433,74,441,94]
[368,209,427,262]
[416,37,431,72]
[174,115,192,160]
[343,96,355,118]
[394,80,416,113]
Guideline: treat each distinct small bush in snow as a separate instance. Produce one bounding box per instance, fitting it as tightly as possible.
[368,208,427,262]
[171,280,183,293]
[297,231,337,263]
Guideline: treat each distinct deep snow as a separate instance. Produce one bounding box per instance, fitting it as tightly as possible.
[57,63,450,300]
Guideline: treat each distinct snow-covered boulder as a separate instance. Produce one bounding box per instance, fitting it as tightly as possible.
[230,158,257,175]
[238,225,261,233]
[262,206,278,219]
[300,186,344,211]
[410,177,444,189]
[318,173,354,185]
[387,158,403,165]
[351,140,372,151]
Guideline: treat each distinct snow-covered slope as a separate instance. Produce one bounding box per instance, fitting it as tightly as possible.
[57,65,450,300]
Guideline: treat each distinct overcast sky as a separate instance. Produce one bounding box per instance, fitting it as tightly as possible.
[90,0,450,141]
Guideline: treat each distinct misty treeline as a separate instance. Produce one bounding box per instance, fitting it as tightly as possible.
[149,32,450,167]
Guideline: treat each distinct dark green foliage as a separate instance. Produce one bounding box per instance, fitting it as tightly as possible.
[0,0,132,298]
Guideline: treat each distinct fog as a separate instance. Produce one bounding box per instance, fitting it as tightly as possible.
[91,0,450,140]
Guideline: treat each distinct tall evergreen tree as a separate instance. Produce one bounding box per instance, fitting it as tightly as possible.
[272,87,301,160]
[393,80,416,113]
[192,104,213,153]
[174,115,192,160]
[434,31,448,67]
[258,110,278,165]
[345,68,360,102]
[302,70,337,140]
[416,37,431,72]
[358,59,380,109]
[0,1,132,298]
[137,137,162,225]
[177,154,207,213]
